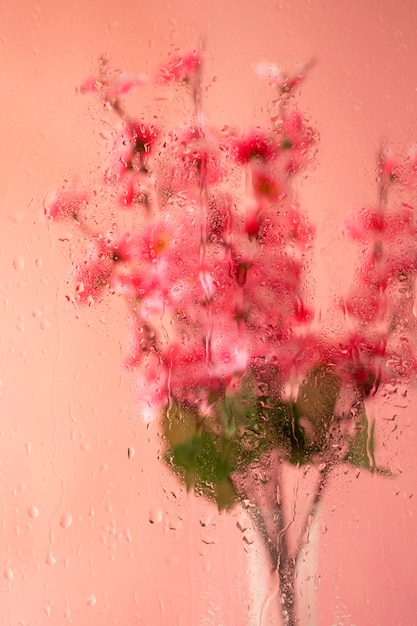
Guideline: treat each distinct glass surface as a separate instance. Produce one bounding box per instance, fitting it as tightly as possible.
[1,1,417,624]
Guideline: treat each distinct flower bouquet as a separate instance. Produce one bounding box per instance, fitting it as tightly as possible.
[45,46,417,625]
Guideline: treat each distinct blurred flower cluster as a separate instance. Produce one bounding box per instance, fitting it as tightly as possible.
[45,48,417,508]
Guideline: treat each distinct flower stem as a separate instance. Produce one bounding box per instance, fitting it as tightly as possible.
[277,555,297,626]
[295,464,329,562]
[244,460,330,625]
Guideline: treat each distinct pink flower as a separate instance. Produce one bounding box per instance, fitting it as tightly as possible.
[117,172,141,207]
[162,123,225,187]
[168,340,212,404]
[244,199,263,239]
[110,222,174,303]
[334,332,387,396]
[207,192,233,243]
[343,206,384,241]
[233,128,277,163]
[254,58,316,94]
[274,332,326,391]
[343,204,417,290]
[49,51,417,452]
[107,231,135,263]
[180,125,219,180]
[72,232,137,304]
[293,298,315,324]
[80,57,147,100]
[126,119,159,155]
[251,164,283,204]
[105,120,159,182]
[135,352,168,423]
[344,202,417,244]
[74,255,114,305]
[342,280,385,323]
[402,145,417,188]
[156,49,201,84]
[378,147,401,186]
[137,221,170,262]
[280,111,317,174]
[281,204,315,249]
[44,189,89,221]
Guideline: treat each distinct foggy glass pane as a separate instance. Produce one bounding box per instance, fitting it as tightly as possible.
[1,2,417,625]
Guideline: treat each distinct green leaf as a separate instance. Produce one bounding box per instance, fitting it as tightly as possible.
[214,479,236,511]
[344,410,373,471]
[163,402,239,507]
[296,366,341,447]
[271,400,311,465]
[266,366,342,466]
[344,406,393,477]
[164,402,197,447]
[172,434,203,489]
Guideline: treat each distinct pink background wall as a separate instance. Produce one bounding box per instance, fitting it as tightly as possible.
[1,1,417,624]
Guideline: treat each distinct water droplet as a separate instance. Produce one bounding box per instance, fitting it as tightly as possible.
[13,256,25,271]
[46,552,56,566]
[44,605,51,617]
[40,319,50,331]
[25,442,32,456]
[412,277,417,313]
[168,517,182,531]
[32,309,42,319]
[86,594,96,606]
[243,530,255,545]
[149,505,163,524]
[199,512,213,527]
[124,528,132,542]
[236,515,250,532]
[60,513,72,529]
[4,566,13,580]
[127,446,135,459]
[10,211,26,224]
[28,505,39,519]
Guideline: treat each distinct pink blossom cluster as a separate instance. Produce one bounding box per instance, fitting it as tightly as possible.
[45,49,417,426]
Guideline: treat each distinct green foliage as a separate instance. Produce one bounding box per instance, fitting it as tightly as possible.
[343,405,393,477]
[163,366,391,511]
[163,403,237,509]
[163,389,277,510]
[273,366,342,465]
